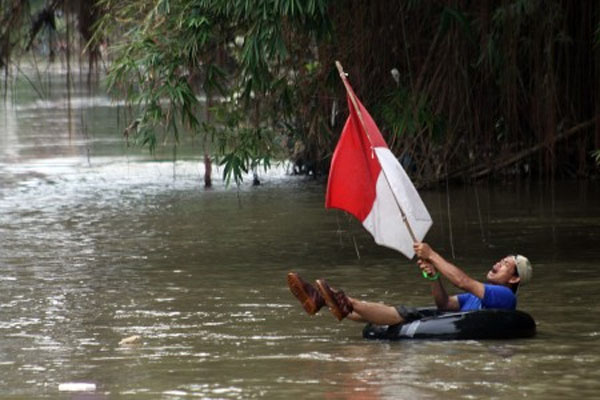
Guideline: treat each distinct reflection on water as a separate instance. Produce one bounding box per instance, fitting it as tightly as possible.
[1,72,600,398]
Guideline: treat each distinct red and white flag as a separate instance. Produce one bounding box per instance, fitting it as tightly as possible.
[326,80,432,259]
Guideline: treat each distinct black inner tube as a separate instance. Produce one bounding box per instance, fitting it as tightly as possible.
[363,308,536,340]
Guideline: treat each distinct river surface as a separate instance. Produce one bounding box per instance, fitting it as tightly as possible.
[1,69,600,399]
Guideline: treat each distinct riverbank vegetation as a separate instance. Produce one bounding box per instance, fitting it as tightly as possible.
[2,0,600,186]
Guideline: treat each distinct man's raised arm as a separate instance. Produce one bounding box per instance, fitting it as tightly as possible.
[414,242,485,299]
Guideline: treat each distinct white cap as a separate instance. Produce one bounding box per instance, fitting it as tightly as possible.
[515,255,532,287]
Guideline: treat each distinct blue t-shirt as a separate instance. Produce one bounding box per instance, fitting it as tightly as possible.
[457,284,516,311]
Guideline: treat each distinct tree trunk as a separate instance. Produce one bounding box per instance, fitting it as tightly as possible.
[204,151,212,188]
[203,93,213,188]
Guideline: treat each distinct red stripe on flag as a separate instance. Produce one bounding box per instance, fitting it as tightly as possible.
[325,92,388,221]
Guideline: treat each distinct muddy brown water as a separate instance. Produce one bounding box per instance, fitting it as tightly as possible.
[1,71,600,399]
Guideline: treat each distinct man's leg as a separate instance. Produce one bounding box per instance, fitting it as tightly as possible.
[346,298,405,325]
[288,274,411,325]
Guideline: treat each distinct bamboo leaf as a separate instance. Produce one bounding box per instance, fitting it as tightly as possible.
[592,150,600,166]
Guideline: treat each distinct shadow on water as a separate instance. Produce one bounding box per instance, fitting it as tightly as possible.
[1,70,600,399]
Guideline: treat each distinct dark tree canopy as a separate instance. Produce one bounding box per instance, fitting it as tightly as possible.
[3,0,600,185]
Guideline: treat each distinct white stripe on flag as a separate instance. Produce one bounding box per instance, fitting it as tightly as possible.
[362,148,432,258]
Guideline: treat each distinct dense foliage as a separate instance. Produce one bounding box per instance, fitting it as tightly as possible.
[93,0,333,186]
[3,0,600,185]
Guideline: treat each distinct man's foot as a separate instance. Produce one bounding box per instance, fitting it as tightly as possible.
[287,272,325,315]
[315,279,354,321]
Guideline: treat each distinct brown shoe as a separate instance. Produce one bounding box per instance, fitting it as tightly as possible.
[315,279,354,321]
[287,272,325,315]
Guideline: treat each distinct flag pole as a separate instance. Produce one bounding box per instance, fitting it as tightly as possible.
[335,61,418,244]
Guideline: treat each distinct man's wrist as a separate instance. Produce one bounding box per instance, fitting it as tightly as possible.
[428,251,442,264]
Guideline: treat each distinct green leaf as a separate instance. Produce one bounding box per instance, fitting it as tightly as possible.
[592,150,600,166]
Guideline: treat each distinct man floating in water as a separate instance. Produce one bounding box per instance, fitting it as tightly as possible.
[301,66,532,329]
[288,242,532,325]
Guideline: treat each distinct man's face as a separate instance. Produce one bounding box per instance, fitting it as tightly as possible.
[487,256,519,285]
